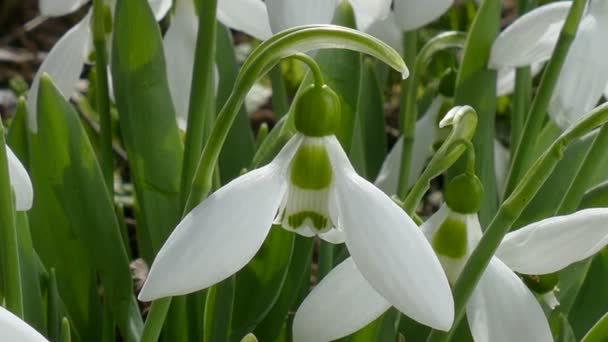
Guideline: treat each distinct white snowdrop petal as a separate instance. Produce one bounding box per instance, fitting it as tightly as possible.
[466,257,552,342]
[139,135,303,300]
[393,0,453,31]
[548,13,608,130]
[217,0,273,39]
[163,0,198,130]
[265,0,338,33]
[0,307,48,342]
[325,137,454,331]
[292,257,391,342]
[27,15,90,132]
[489,1,571,68]
[6,146,33,211]
[148,0,172,20]
[497,208,608,275]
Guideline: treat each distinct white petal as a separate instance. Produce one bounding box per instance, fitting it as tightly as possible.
[6,146,33,211]
[350,0,392,31]
[495,62,544,96]
[0,307,48,342]
[489,1,570,68]
[318,228,345,244]
[466,257,552,342]
[39,0,87,16]
[148,0,172,20]
[244,82,272,113]
[374,97,442,195]
[326,136,454,331]
[496,208,608,275]
[493,140,509,199]
[393,0,453,31]
[265,0,338,33]
[27,15,91,133]
[138,135,303,300]
[365,12,403,55]
[163,0,198,130]
[217,0,272,40]
[548,13,608,129]
[292,257,391,342]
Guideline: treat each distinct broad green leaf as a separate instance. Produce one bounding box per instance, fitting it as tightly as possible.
[343,309,400,342]
[551,312,577,342]
[204,277,236,342]
[216,23,255,184]
[581,312,608,342]
[254,236,314,341]
[35,76,142,341]
[230,227,294,340]
[111,0,183,257]
[450,0,500,226]
[29,104,101,342]
[356,59,387,181]
[567,249,608,339]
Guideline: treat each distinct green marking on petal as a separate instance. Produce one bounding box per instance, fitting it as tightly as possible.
[288,211,328,231]
[290,143,332,190]
[432,217,467,259]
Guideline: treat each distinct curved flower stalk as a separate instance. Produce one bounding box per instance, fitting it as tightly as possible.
[28,0,172,132]
[374,97,509,196]
[489,0,608,129]
[298,199,608,342]
[5,145,33,211]
[0,306,48,342]
[139,80,454,334]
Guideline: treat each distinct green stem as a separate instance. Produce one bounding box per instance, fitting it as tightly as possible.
[60,318,72,342]
[396,31,466,200]
[317,242,334,281]
[269,66,289,117]
[140,297,172,342]
[179,0,218,210]
[402,106,478,214]
[290,53,325,87]
[92,0,113,193]
[0,125,23,317]
[504,0,587,197]
[184,25,406,213]
[426,102,608,342]
[396,30,418,199]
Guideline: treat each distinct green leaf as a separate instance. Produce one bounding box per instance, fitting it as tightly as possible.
[35,75,143,341]
[230,227,294,340]
[450,0,500,226]
[343,309,400,342]
[204,277,236,342]
[111,0,184,256]
[254,236,314,341]
[216,23,255,184]
[355,59,387,180]
[581,312,608,342]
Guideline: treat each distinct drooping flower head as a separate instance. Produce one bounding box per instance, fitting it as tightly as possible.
[139,81,454,337]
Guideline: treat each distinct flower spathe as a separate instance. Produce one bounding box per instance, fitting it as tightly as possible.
[0,306,48,342]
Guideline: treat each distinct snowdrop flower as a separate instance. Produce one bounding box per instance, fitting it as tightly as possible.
[29,0,171,132]
[298,168,608,341]
[0,306,47,342]
[139,83,454,335]
[5,145,33,211]
[489,0,608,129]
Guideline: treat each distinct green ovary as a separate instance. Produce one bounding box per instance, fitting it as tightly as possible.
[288,211,328,231]
[290,143,332,190]
[432,217,467,259]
